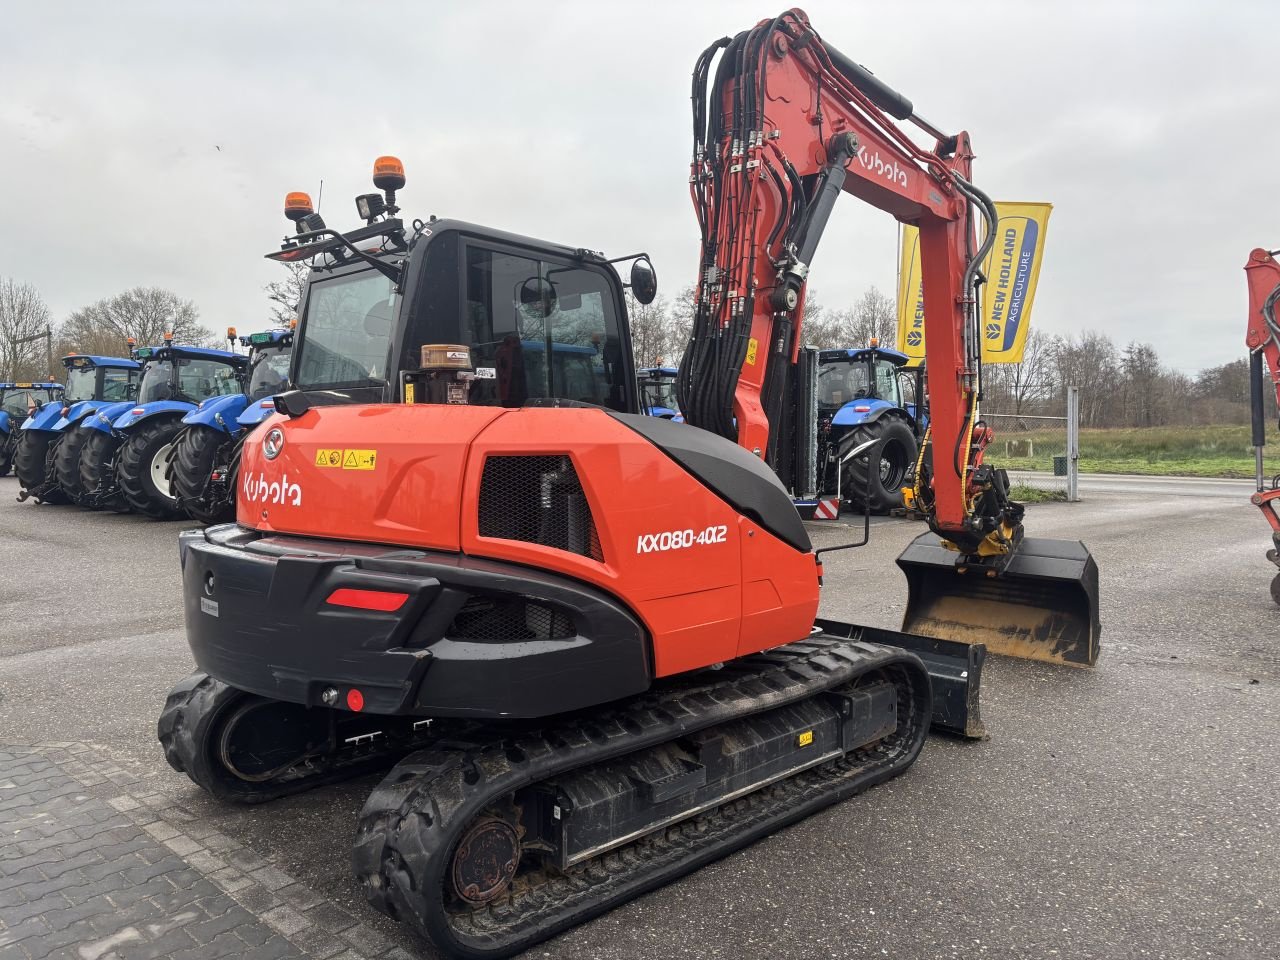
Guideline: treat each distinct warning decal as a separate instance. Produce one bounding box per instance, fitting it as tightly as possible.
[314,449,377,470]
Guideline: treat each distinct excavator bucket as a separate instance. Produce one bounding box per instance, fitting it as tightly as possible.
[896,533,1100,667]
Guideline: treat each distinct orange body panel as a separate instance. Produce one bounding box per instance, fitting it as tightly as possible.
[239,405,819,679]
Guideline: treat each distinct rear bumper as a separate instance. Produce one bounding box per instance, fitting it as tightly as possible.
[179,526,651,719]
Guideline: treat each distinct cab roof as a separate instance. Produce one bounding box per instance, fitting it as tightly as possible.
[0,382,62,390]
[133,344,246,365]
[818,346,910,366]
[63,355,141,370]
[640,366,679,377]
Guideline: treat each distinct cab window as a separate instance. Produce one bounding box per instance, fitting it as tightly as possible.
[101,368,135,401]
[874,361,902,406]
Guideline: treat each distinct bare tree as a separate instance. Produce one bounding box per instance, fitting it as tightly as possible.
[0,278,53,379]
[1050,331,1120,427]
[627,292,673,369]
[1119,341,1162,427]
[796,290,846,348]
[60,287,211,356]
[266,263,309,326]
[839,285,897,346]
[984,328,1052,414]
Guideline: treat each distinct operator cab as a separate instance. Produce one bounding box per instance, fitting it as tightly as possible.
[240,329,294,402]
[817,345,910,411]
[61,356,141,405]
[639,366,682,419]
[132,343,247,406]
[271,158,651,414]
[0,382,63,419]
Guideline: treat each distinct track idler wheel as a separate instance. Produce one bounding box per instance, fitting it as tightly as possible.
[451,816,521,906]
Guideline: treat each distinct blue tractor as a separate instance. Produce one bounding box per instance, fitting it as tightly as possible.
[0,381,64,477]
[817,344,925,513]
[78,339,247,518]
[638,366,683,420]
[13,355,139,503]
[168,327,293,524]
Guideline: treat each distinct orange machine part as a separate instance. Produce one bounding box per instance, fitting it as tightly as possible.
[239,405,819,679]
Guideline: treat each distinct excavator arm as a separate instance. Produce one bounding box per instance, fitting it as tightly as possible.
[1243,248,1280,599]
[681,9,1100,665]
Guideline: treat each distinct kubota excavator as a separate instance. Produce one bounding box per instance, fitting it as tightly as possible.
[1243,247,1280,601]
[157,11,1099,958]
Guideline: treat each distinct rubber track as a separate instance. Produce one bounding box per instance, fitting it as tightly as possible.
[54,424,92,505]
[157,672,437,804]
[79,430,126,511]
[168,424,237,524]
[117,417,185,519]
[353,637,931,959]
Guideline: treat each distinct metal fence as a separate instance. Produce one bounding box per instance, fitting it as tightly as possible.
[982,386,1080,501]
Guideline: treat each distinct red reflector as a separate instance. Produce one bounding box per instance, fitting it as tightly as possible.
[346,688,364,712]
[854,405,871,412]
[325,588,408,612]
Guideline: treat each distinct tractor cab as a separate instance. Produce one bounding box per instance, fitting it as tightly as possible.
[639,366,682,419]
[243,328,294,403]
[268,157,653,416]
[131,343,246,407]
[1,381,62,423]
[817,344,921,429]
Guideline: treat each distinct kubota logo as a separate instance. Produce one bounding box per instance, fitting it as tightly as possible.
[857,146,908,188]
[242,472,302,507]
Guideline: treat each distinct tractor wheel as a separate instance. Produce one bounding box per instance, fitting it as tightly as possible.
[79,429,128,512]
[117,417,187,520]
[841,417,918,514]
[168,423,237,525]
[14,430,69,504]
[54,424,93,506]
[1270,573,1280,607]
[0,434,12,477]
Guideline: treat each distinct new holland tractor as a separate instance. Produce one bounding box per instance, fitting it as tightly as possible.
[14,355,139,503]
[817,343,924,513]
[0,381,63,477]
[78,337,247,518]
[639,365,682,419]
[168,326,293,524]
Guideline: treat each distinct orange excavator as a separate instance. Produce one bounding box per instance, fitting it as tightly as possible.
[158,10,1099,957]
[1244,247,1280,601]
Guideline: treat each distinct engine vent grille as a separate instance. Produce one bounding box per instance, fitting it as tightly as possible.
[478,455,604,561]
[448,596,576,642]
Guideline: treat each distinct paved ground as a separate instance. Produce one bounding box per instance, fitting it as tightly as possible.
[1,473,1277,959]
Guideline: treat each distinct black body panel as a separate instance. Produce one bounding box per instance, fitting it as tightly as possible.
[179,526,651,719]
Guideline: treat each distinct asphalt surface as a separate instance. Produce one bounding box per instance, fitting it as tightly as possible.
[1,474,1277,959]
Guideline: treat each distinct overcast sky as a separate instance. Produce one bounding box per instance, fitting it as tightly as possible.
[2,1,1276,375]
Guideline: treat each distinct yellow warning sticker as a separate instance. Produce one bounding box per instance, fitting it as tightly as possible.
[315,449,343,468]
[343,449,377,470]
[404,382,416,404]
[797,730,814,748]
[745,337,759,365]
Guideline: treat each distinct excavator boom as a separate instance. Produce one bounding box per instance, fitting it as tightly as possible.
[680,9,1100,665]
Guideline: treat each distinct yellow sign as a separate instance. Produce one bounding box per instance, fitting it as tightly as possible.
[404,382,416,404]
[315,449,343,468]
[895,202,1052,365]
[745,337,759,366]
[343,449,377,470]
[797,730,814,747]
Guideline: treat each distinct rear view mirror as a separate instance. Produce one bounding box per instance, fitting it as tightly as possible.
[630,256,658,305]
[519,277,559,319]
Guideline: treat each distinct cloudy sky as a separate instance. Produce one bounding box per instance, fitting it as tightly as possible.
[2,1,1276,375]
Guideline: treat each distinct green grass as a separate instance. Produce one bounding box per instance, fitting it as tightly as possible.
[992,423,1275,479]
[1008,484,1067,503]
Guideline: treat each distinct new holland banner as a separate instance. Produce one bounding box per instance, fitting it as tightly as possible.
[895,202,1052,364]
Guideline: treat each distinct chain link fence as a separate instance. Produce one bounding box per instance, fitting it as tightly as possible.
[982,386,1080,501]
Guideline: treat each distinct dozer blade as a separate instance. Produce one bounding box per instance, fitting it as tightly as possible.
[896,533,1100,667]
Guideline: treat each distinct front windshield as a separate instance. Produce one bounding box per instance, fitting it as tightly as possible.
[818,360,871,406]
[1,389,58,417]
[641,377,680,414]
[248,345,291,401]
[64,367,97,402]
[295,270,396,390]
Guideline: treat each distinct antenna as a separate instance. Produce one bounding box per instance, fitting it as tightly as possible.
[316,178,324,214]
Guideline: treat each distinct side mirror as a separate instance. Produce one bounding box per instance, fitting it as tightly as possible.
[630,256,658,305]
[519,277,558,319]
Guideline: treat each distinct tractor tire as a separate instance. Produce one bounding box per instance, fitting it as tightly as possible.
[117,417,187,520]
[14,430,69,504]
[54,424,93,506]
[841,416,918,514]
[79,429,128,512]
[1270,573,1280,607]
[169,423,237,525]
[0,435,12,477]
